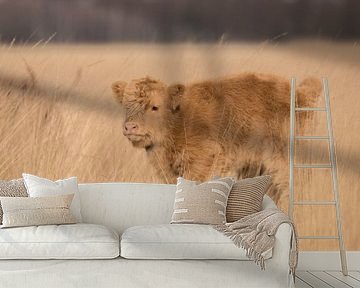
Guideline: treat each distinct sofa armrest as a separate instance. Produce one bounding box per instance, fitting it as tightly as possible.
[267,220,295,288]
[262,196,295,287]
[269,222,292,268]
[262,196,292,269]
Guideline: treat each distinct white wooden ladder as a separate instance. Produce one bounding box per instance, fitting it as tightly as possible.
[288,77,348,276]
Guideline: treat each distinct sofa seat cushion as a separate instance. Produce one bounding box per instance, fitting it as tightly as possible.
[0,224,119,259]
[121,224,272,260]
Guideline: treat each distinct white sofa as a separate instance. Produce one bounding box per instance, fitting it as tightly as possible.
[0,182,294,288]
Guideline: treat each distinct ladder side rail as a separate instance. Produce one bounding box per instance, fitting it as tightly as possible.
[288,77,296,220]
[323,77,348,276]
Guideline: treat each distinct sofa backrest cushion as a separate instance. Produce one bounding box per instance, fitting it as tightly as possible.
[78,183,176,235]
[78,182,277,235]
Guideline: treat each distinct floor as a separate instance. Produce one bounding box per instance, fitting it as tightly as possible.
[296,271,360,288]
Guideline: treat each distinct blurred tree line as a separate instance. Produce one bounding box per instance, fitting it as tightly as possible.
[0,0,359,43]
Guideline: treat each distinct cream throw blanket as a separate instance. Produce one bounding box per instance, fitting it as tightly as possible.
[214,208,298,277]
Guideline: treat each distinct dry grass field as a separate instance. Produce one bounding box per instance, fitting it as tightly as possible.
[0,40,359,250]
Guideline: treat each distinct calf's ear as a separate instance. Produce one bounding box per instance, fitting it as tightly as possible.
[112,81,127,104]
[167,83,185,111]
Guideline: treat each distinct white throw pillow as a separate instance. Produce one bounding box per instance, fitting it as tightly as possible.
[0,224,119,259]
[121,224,272,260]
[22,173,82,222]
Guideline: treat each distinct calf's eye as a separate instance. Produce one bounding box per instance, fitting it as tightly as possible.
[152,106,159,111]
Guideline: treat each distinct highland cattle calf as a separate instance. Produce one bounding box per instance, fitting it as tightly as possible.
[112,73,321,207]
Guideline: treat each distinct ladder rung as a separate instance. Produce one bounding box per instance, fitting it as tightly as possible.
[295,107,326,111]
[298,236,339,240]
[294,164,332,168]
[295,136,329,140]
[294,201,336,205]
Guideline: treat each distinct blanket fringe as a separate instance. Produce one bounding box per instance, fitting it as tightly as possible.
[214,225,266,270]
[213,209,298,276]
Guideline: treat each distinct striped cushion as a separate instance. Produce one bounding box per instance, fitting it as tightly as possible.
[226,175,272,223]
[171,177,234,225]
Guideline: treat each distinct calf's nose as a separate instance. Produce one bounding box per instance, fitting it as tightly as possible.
[124,122,138,134]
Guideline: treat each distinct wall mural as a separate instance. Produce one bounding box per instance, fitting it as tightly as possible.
[0,1,359,252]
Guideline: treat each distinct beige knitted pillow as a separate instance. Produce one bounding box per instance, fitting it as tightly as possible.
[171,177,234,225]
[0,179,28,224]
[0,194,76,228]
[226,175,272,223]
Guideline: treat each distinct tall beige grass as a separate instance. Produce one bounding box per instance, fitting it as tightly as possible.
[0,40,359,250]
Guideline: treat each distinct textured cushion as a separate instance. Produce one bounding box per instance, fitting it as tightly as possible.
[0,179,28,224]
[0,224,119,259]
[227,175,272,222]
[171,177,234,225]
[23,173,82,222]
[0,194,76,228]
[121,224,272,260]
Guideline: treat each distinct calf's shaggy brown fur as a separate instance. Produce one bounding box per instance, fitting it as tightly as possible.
[112,73,321,208]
